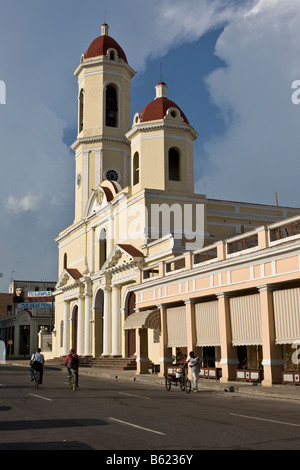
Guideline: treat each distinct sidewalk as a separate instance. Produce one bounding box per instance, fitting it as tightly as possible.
[6,359,300,401]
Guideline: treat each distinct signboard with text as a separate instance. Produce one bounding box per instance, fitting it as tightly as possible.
[16,302,53,309]
[27,291,53,302]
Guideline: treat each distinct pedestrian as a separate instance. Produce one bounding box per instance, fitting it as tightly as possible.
[184,351,200,392]
[65,349,79,387]
[30,348,45,384]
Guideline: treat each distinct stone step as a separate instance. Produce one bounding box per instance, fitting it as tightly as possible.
[47,356,137,370]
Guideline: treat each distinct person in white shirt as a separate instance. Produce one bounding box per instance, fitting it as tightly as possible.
[30,348,45,384]
[184,351,200,392]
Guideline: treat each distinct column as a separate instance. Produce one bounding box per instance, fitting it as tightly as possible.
[82,150,89,216]
[111,286,121,356]
[95,148,101,188]
[157,304,173,378]
[77,295,84,356]
[259,285,283,386]
[84,290,92,356]
[102,287,111,356]
[217,293,238,382]
[184,298,196,353]
[63,301,70,356]
[184,298,202,376]
[89,227,95,275]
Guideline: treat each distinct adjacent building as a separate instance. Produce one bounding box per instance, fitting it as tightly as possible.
[0,280,55,357]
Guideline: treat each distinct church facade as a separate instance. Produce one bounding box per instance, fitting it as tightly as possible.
[52,25,300,384]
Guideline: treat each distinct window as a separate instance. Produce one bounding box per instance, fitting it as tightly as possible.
[168,147,180,181]
[133,152,139,185]
[63,253,67,269]
[79,89,84,132]
[109,50,116,60]
[106,85,118,127]
[99,228,107,268]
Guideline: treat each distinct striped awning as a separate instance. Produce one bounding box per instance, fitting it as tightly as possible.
[229,294,262,346]
[123,309,160,330]
[195,300,220,347]
[167,306,187,347]
[273,287,300,344]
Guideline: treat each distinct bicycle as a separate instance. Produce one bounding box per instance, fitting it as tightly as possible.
[68,368,77,391]
[33,369,41,390]
[179,371,191,393]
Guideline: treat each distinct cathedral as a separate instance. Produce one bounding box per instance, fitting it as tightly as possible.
[52,25,300,383]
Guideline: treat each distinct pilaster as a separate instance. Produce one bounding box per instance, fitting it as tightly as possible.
[258,284,283,386]
[217,293,238,382]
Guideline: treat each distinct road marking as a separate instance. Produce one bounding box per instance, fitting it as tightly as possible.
[230,413,300,428]
[29,393,52,402]
[109,417,166,435]
[118,392,151,400]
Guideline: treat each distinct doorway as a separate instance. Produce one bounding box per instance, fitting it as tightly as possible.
[127,292,136,357]
[94,289,104,356]
[72,306,78,352]
[20,325,30,356]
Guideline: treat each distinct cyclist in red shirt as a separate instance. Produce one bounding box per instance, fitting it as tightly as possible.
[65,349,79,387]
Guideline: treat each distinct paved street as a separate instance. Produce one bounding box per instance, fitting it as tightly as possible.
[1,364,300,452]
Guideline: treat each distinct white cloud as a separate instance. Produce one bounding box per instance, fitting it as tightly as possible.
[197,0,300,207]
[6,193,41,214]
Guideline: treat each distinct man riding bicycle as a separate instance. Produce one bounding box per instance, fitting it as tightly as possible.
[65,349,79,387]
[30,348,45,384]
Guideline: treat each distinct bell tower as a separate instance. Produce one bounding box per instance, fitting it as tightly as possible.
[126,82,198,195]
[72,24,136,222]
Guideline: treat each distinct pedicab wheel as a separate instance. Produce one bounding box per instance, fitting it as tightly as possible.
[180,381,185,392]
[185,379,191,393]
[165,378,171,391]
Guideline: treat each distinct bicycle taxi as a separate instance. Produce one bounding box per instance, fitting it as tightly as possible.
[165,364,191,393]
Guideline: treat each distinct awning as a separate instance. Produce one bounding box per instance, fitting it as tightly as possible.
[273,287,300,344]
[195,300,220,347]
[123,309,160,330]
[229,294,262,346]
[167,306,187,347]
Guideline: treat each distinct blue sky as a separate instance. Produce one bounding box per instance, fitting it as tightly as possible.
[0,0,300,291]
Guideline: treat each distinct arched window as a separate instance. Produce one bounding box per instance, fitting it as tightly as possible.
[63,253,68,269]
[99,228,107,268]
[79,89,84,132]
[106,85,118,128]
[133,152,139,185]
[168,147,180,181]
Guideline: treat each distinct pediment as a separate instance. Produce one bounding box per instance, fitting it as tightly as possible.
[102,244,145,271]
[56,268,83,289]
[85,180,122,218]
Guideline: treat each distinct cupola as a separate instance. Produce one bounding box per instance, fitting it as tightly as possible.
[138,82,189,124]
[84,23,128,63]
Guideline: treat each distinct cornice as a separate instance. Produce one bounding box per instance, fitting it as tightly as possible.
[71,134,131,152]
[74,56,136,80]
[126,119,199,141]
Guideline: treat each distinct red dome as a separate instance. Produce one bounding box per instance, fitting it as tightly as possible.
[140,82,189,124]
[84,24,128,63]
[141,97,189,124]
